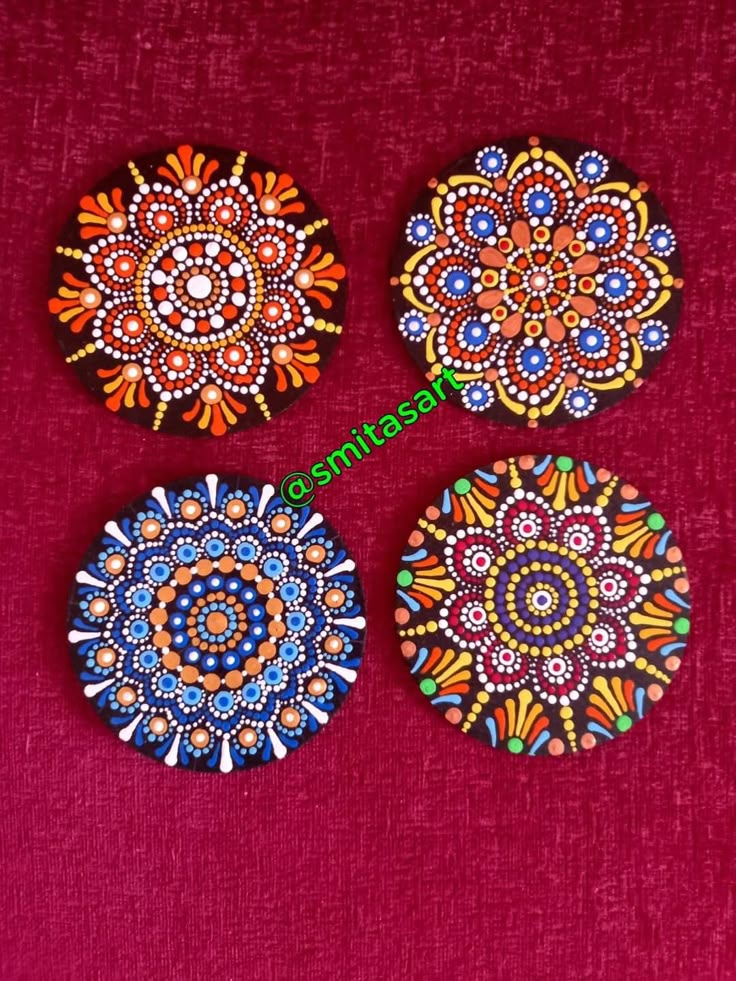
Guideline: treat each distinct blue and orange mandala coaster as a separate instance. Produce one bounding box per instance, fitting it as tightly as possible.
[395,456,691,755]
[50,145,346,436]
[390,135,683,428]
[68,475,365,771]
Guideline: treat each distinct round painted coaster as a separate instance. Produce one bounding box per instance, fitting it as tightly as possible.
[390,135,683,428]
[50,145,346,436]
[395,456,690,755]
[68,475,365,771]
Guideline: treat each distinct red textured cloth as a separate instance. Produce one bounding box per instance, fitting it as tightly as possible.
[1,1,734,978]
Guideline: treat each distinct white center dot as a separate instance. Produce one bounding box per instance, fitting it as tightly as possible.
[187,274,212,299]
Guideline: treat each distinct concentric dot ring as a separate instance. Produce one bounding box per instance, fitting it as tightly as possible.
[50,144,347,436]
[391,135,683,428]
[395,455,691,755]
[68,474,366,771]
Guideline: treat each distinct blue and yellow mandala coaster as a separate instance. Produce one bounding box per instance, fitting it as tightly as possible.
[390,135,683,428]
[395,456,690,755]
[68,475,365,770]
[50,145,346,436]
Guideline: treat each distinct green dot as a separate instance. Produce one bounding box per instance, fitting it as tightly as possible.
[397,570,414,588]
[556,456,573,472]
[419,678,437,696]
[454,477,472,495]
[507,736,524,754]
[615,714,633,732]
[647,512,665,531]
[674,616,690,636]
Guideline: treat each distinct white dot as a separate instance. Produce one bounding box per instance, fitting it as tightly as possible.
[187,274,213,299]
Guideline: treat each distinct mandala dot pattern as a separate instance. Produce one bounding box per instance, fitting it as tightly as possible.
[391,135,683,427]
[68,475,365,770]
[50,145,346,436]
[396,456,690,755]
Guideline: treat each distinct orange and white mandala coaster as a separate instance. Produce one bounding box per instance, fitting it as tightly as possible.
[390,135,683,428]
[395,455,691,755]
[50,145,346,436]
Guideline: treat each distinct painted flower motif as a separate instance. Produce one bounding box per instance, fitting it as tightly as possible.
[392,135,683,427]
[50,145,346,435]
[396,456,691,755]
[68,475,366,771]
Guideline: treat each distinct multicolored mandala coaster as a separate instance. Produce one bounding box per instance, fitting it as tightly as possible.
[68,475,365,770]
[50,145,346,436]
[395,456,691,755]
[390,135,683,427]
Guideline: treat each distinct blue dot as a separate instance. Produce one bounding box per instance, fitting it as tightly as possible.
[191,581,205,596]
[226,578,241,593]
[172,632,188,648]
[158,673,178,693]
[169,612,186,629]
[644,325,663,345]
[132,588,152,608]
[404,315,426,337]
[177,595,193,611]
[236,541,256,561]
[241,587,257,604]
[470,211,495,237]
[177,543,197,563]
[410,218,432,241]
[570,390,591,410]
[140,650,158,669]
[214,691,234,712]
[466,383,490,407]
[251,624,267,640]
[280,582,300,602]
[206,575,224,590]
[481,150,503,174]
[528,191,553,216]
[222,652,240,669]
[205,539,225,558]
[239,637,256,655]
[604,272,629,297]
[202,654,219,671]
[280,642,299,663]
[249,604,265,622]
[184,648,200,664]
[581,155,603,178]
[182,686,201,705]
[580,328,605,353]
[652,230,672,252]
[588,219,612,243]
[445,270,471,297]
[521,347,547,373]
[287,611,306,631]
[264,666,283,685]
[129,619,150,639]
[242,683,261,703]
[461,320,489,347]
[263,557,284,578]
[149,563,171,583]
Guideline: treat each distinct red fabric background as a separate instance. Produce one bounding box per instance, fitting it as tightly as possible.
[1,1,735,978]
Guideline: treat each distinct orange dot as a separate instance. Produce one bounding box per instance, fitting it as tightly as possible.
[150,607,168,625]
[400,641,416,659]
[620,484,638,501]
[548,737,566,755]
[647,684,664,702]
[89,597,109,617]
[308,678,327,696]
[256,578,274,595]
[107,212,127,232]
[149,716,168,736]
[244,657,262,676]
[272,344,293,365]
[240,563,258,581]
[266,597,283,615]
[238,727,257,747]
[161,650,179,668]
[325,588,345,608]
[395,607,410,625]
[580,733,596,751]
[181,666,199,683]
[269,620,286,638]
[116,686,137,706]
[154,631,172,649]
[225,670,243,689]
[123,363,143,382]
[175,566,192,586]
[280,707,300,729]
[141,518,161,540]
[105,554,125,574]
[206,611,228,634]
[226,499,246,519]
[305,545,326,563]
[190,727,209,748]
[259,194,280,214]
[324,635,343,654]
[196,559,214,576]
[180,500,202,520]
[219,556,236,573]
[444,707,462,725]
[295,269,314,289]
[271,513,291,534]
[203,674,221,692]
[96,647,116,667]
[157,585,176,603]
[201,384,222,405]
[79,287,101,309]
[182,176,202,194]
